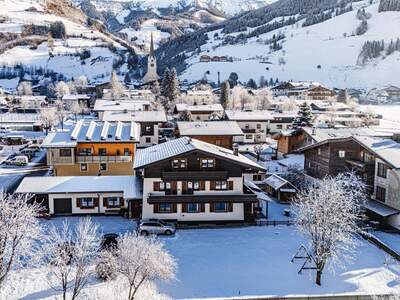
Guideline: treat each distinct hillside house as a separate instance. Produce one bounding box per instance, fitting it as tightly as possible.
[176,121,244,149]
[94,99,151,120]
[174,103,224,121]
[134,137,265,224]
[42,120,140,176]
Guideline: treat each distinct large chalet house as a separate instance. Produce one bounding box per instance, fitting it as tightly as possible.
[271,82,335,100]
[176,121,243,149]
[93,99,151,120]
[134,137,265,224]
[102,110,167,148]
[174,103,224,121]
[42,120,140,176]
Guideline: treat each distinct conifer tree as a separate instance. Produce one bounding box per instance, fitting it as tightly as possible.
[220,81,230,109]
[293,102,313,127]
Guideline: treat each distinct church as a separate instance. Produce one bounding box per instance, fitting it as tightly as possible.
[142,33,160,83]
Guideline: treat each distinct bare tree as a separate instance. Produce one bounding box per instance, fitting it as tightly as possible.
[292,173,365,286]
[55,81,70,99]
[69,102,89,121]
[40,108,57,134]
[0,193,42,289]
[54,100,68,130]
[16,81,33,96]
[110,71,124,99]
[101,233,176,300]
[253,144,265,161]
[41,218,99,300]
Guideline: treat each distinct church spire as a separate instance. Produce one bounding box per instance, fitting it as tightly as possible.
[149,32,155,57]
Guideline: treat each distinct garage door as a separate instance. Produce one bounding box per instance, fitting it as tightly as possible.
[53,198,72,214]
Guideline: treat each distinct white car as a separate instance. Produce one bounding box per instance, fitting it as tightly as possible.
[138,219,176,236]
[5,155,29,166]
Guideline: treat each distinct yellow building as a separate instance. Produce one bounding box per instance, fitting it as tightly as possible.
[42,120,140,176]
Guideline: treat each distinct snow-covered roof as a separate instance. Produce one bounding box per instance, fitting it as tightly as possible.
[302,127,392,143]
[353,136,400,169]
[225,110,273,121]
[134,137,265,171]
[102,110,167,123]
[364,199,400,217]
[0,113,41,124]
[263,174,291,190]
[177,121,243,136]
[175,103,223,113]
[62,94,91,101]
[93,99,151,112]
[42,121,140,148]
[16,176,142,199]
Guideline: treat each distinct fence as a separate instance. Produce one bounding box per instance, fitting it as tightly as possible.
[256,220,293,226]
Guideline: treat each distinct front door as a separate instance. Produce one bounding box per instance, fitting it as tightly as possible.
[53,198,72,214]
[244,203,254,222]
[130,201,142,219]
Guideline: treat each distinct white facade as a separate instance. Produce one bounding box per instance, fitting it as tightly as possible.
[142,33,159,83]
[234,121,269,144]
[142,177,246,222]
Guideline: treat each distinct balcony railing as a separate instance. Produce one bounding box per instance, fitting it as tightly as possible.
[76,155,132,163]
[162,171,228,181]
[147,192,258,204]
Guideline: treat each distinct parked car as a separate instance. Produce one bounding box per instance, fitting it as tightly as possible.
[4,155,29,166]
[100,233,119,251]
[138,219,176,236]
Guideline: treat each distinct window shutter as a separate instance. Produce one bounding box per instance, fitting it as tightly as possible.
[103,197,108,208]
[228,181,234,190]
[228,203,233,212]
[172,203,177,213]
[209,203,214,212]
[153,204,159,213]
[182,181,187,194]
[94,198,99,207]
[200,181,205,191]
[153,182,160,191]
[210,181,216,190]
[76,198,81,207]
[181,203,187,213]
[120,198,125,207]
[200,203,205,212]
[172,181,177,192]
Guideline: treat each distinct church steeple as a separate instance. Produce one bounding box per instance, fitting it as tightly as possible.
[149,32,155,57]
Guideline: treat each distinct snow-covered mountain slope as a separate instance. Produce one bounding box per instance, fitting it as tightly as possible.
[0,0,135,90]
[157,0,400,89]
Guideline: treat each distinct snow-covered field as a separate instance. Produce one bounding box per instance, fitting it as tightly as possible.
[4,216,400,299]
[181,1,400,89]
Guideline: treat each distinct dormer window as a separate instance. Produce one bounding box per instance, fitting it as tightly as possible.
[172,159,187,169]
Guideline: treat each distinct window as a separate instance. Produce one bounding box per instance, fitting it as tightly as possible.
[172,159,186,169]
[98,148,107,156]
[187,203,199,213]
[214,202,227,212]
[99,163,107,171]
[78,148,92,156]
[124,148,130,156]
[59,148,71,157]
[107,197,120,207]
[253,174,262,181]
[376,186,386,202]
[276,125,283,129]
[256,123,261,129]
[145,125,152,133]
[201,159,214,169]
[80,163,88,172]
[245,124,250,129]
[338,150,346,158]
[318,148,321,155]
[145,137,151,143]
[245,134,253,139]
[377,162,388,178]
[215,181,227,190]
[159,203,173,213]
[80,197,94,208]
[160,182,172,193]
[185,181,200,194]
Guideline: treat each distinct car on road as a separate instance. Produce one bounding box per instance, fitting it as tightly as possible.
[138,219,176,236]
[100,233,119,251]
[4,155,29,166]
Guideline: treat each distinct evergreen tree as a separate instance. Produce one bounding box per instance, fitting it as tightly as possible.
[269,78,275,86]
[160,68,170,98]
[247,78,257,89]
[220,81,230,109]
[167,67,180,102]
[293,102,313,128]
[259,76,266,88]
[228,72,239,87]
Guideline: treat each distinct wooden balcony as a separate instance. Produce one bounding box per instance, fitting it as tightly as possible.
[76,155,132,163]
[147,192,258,204]
[161,171,228,181]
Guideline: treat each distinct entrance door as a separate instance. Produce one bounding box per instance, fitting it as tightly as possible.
[244,203,254,222]
[130,201,142,219]
[53,198,72,214]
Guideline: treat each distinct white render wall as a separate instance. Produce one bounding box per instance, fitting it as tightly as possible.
[235,121,268,144]
[138,124,159,148]
[142,177,245,221]
[373,158,400,211]
[49,192,126,215]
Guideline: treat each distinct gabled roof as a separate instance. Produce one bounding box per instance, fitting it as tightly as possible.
[42,121,140,148]
[225,110,273,121]
[134,137,265,171]
[353,136,400,169]
[177,121,243,136]
[102,110,167,123]
[263,174,295,190]
[93,99,150,112]
[16,176,142,199]
[175,103,223,113]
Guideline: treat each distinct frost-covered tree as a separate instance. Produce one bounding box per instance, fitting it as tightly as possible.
[293,102,313,127]
[255,89,272,110]
[254,144,266,161]
[379,0,400,12]
[40,108,57,134]
[166,68,180,102]
[110,71,124,99]
[355,20,368,36]
[178,110,192,121]
[220,80,230,109]
[41,218,99,300]
[0,193,42,289]
[55,99,68,130]
[358,40,385,65]
[69,102,89,121]
[292,173,365,286]
[160,67,170,98]
[55,81,70,99]
[100,233,176,300]
[151,80,160,96]
[17,81,32,96]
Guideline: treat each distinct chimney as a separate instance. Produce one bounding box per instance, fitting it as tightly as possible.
[312,127,317,135]
[392,133,400,143]
[233,143,239,156]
